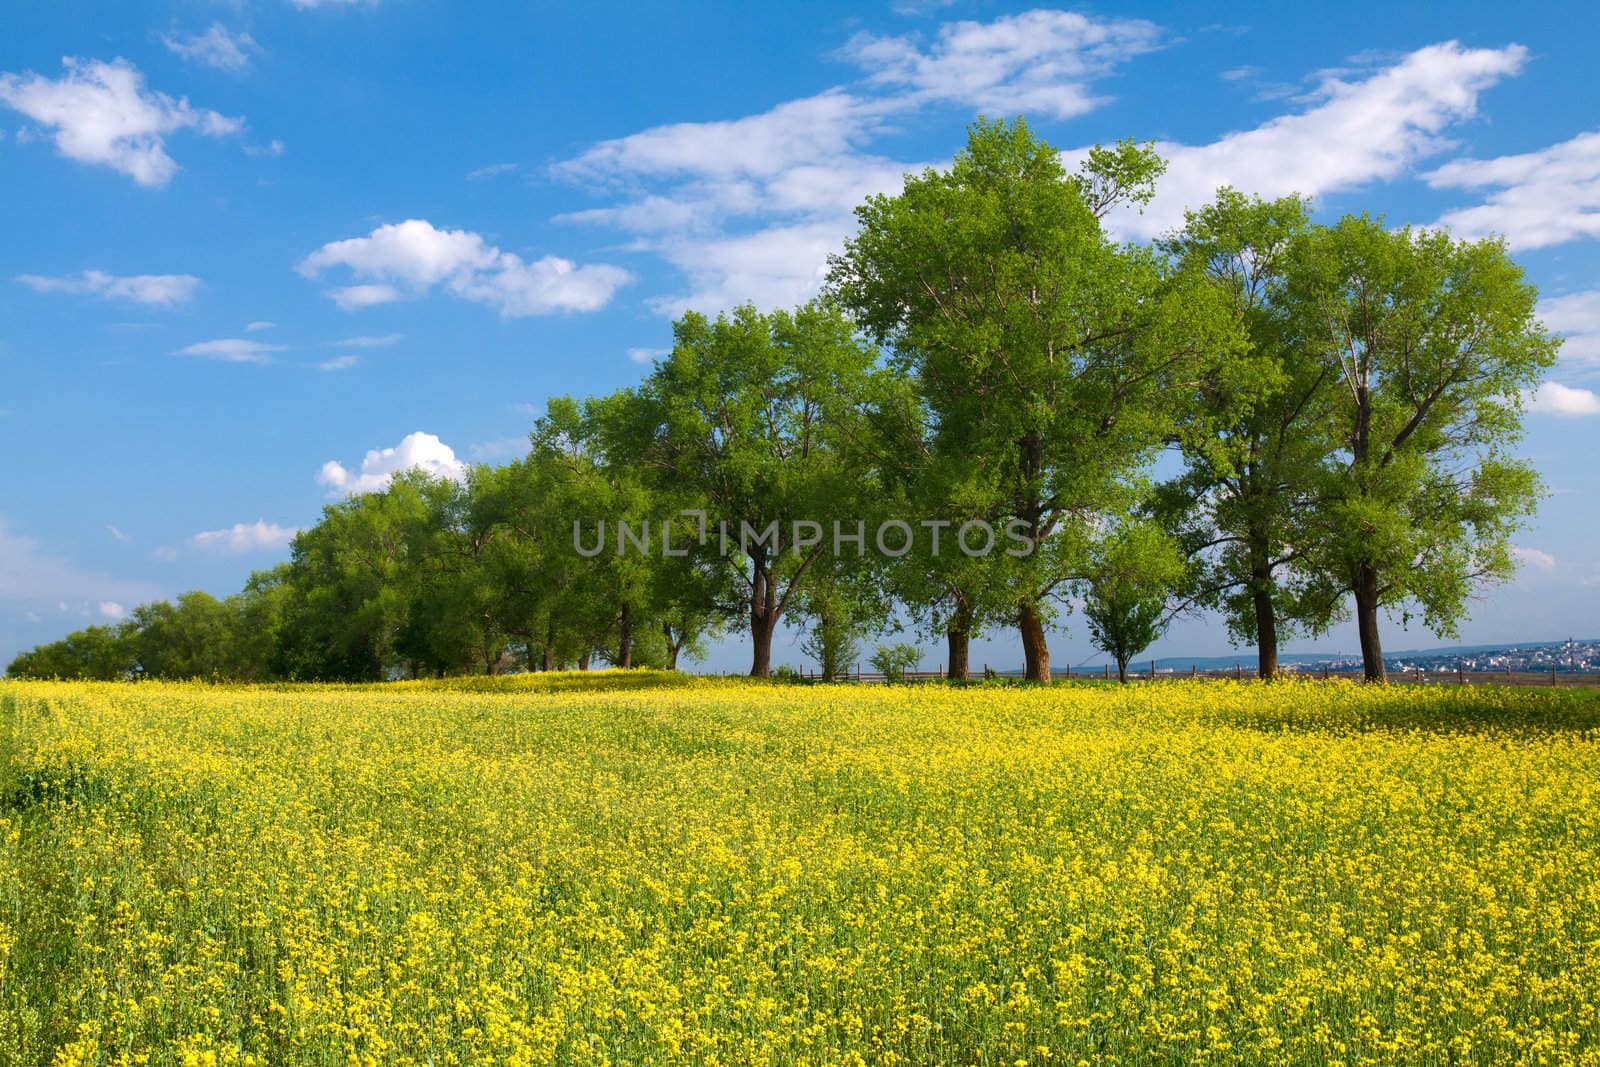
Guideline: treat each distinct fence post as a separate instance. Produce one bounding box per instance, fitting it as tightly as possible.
[1458,662,1464,685]
[1104,663,1110,680]
[1323,664,1329,680]
[856,663,861,682]
[1191,664,1197,679]
[1151,659,1157,681]
[1236,662,1242,681]
[1552,664,1558,686]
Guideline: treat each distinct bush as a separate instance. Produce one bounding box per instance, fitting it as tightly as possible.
[869,643,921,683]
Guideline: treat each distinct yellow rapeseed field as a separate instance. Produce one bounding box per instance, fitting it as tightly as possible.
[2,674,1599,1066]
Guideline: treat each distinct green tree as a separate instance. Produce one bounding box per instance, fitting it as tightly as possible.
[1157,189,1330,678]
[603,302,880,677]
[868,642,921,684]
[1285,216,1558,681]
[830,118,1240,682]
[1082,523,1187,683]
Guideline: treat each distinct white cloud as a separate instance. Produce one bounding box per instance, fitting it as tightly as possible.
[245,320,276,331]
[190,519,298,553]
[318,355,360,371]
[1537,290,1600,369]
[0,518,160,612]
[1090,42,1529,240]
[558,25,1522,314]
[0,57,244,186]
[298,219,631,316]
[1510,545,1557,570]
[17,269,200,306]
[839,10,1162,119]
[468,162,517,180]
[330,284,401,310]
[561,90,885,185]
[334,332,402,347]
[99,601,127,620]
[1526,381,1600,417]
[1426,130,1600,250]
[161,24,259,74]
[106,524,132,544]
[647,220,851,316]
[627,346,670,364]
[468,436,530,461]
[317,431,466,495]
[175,338,284,364]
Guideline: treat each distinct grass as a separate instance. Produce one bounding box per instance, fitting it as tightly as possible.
[2,673,1598,1065]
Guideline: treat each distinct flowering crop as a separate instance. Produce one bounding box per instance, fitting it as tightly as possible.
[2,675,1599,1065]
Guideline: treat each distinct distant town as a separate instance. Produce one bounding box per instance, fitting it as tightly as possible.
[1142,638,1600,677]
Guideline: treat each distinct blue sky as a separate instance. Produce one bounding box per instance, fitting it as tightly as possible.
[2,0,1596,673]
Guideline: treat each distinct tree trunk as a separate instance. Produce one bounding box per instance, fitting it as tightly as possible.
[1116,656,1129,684]
[541,620,556,672]
[749,556,776,678]
[1018,597,1051,684]
[750,612,774,677]
[617,603,634,669]
[578,652,591,672]
[663,622,681,671]
[946,628,970,682]
[946,598,973,681]
[1249,533,1279,680]
[1353,563,1385,683]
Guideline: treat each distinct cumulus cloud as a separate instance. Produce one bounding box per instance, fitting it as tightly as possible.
[556,9,1173,313]
[190,519,298,553]
[1089,42,1529,240]
[17,269,200,306]
[627,346,670,364]
[1510,545,1558,570]
[839,10,1162,119]
[98,601,127,620]
[1526,381,1600,417]
[318,355,360,371]
[161,24,259,74]
[175,338,284,364]
[558,26,1525,314]
[0,57,244,186]
[298,219,630,316]
[1426,130,1600,250]
[1537,290,1600,369]
[245,320,276,332]
[317,431,466,495]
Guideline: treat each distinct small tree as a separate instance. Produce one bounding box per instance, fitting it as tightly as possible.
[1083,524,1187,683]
[869,642,921,684]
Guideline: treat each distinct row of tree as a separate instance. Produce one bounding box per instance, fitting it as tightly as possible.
[8,119,1557,684]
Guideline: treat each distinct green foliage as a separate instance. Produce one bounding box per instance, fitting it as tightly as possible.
[600,301,884,677]
[1282,216,1558,680]
[869,642,922,683]
[829,117,1243,681]
[1082,524,1187,682]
